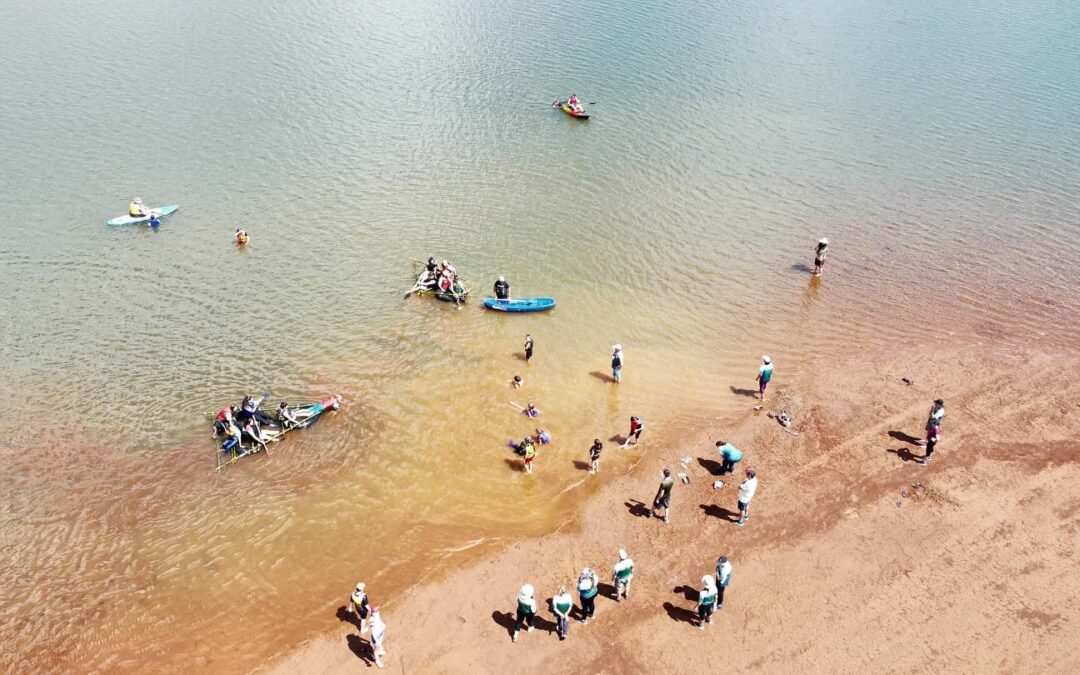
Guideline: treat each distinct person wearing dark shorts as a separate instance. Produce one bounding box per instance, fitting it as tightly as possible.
[697,575,718,630]
[621,416,643,448]
[349,582,370,634]
[589,439,602,474]
[923,419,941,463]
[652,468,675,523]
[814,237,828,276]
[524,334,534,363]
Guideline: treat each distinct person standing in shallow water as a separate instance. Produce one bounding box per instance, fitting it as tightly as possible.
[757,355,774,400]
[589,439,603,474]
[813,237,829,275]
[524,334,534,363]
[611,344,623,383]
[348,582,370,634]
[494,275,510,300]
[621,416,644,448]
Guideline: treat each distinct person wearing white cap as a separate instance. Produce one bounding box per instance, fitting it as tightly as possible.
[757,355,774,401]
[348,582,370,634]
[369,605,387,668]
[512,584,537,642]
[611,344,623,383]
[612,549,634,601]
[814,237,829,276]
[696,575,718,629]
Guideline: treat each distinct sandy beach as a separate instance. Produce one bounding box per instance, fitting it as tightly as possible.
[266,343,1080,674]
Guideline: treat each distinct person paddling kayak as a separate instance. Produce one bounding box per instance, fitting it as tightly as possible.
[494,276,510,300]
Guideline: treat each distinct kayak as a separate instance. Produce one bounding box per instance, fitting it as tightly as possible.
[107,204,180,226]
[555,100,589,119]
[483,297,556,313]
[214,395,342,469]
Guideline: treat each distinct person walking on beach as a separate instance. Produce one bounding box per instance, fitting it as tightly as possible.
[577,567,600,624]
[813,237,829,276]
[736,469,757,526]
[524,334,534,363]
[348,582,370,634]
[589,439,603,474]
[757,356,774,400]
[552,586,573,640]
[696,575,718,630]
[369,606,387,668]
[917,399,944,446]
[652,468,675,523]
[612,549,634,601]
[715,556,733,609]
[611,344,623,383]
[716,441,743,475]
[512,584,537,642]
[621,416,644,448]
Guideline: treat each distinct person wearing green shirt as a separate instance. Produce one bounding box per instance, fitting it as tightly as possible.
[552,586,573,640]
[577,567,600,624]
[612,549,635,601]
[512,584,537,643]
[697,575,718,630]
[716,441,743,475]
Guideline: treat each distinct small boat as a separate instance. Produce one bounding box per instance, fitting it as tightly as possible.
[215,395,341,469]
[554,100,589,119]
[483,297,556,313]
[107,204,180,226]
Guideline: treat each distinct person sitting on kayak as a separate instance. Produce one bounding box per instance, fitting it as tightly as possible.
[129,198,147,217]
[494,276,510,300]
[534,428,551,445]
[568,94,579,106]
[214,405,238,437]
[277,402,301,430]
[426,257,438,274]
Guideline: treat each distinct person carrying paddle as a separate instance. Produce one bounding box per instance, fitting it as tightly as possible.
[494,276,510,300]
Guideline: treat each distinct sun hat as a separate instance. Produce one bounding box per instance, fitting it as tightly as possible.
[762,355,772,364]
[618,549,627,560]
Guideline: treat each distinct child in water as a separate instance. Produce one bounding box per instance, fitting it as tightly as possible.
[523,403,539,418]
[512,375,523,388]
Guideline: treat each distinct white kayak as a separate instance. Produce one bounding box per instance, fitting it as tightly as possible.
[107,204,180,226]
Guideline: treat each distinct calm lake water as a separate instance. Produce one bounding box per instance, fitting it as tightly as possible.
[1,0,1078,670]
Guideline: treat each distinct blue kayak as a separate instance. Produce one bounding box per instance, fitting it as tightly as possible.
[107,204,180,226]
[483,297,556,312]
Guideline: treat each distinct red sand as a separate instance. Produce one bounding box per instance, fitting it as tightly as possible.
[267,345,1080,673]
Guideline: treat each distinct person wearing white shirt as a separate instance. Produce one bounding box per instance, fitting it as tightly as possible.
[512,584,537,642]
[736,469,758,526]
[551,586,573,640]
[715,556,733,608]
[697,575,718,629]
[368,606,387,668]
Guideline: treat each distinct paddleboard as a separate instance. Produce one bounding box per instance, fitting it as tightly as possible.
[107,204,180,226]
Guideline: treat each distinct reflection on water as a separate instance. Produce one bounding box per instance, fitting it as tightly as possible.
[1,0,1079,670]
